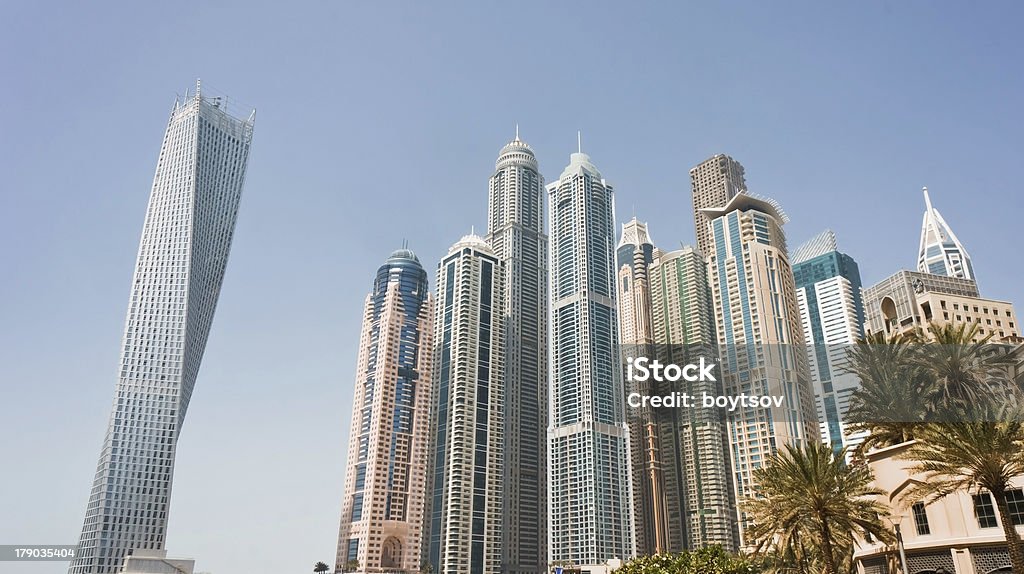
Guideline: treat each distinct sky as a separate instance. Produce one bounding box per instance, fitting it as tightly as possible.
[1,2,1022,573]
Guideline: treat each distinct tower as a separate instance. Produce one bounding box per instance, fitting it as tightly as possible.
[426,234,505,574]
[335,248,434,574]
[69,82,254,574]
[484,132,548,574]
[648,245,738,552]
[918,187,975,282]
[791,230,867,455]
[689,154,747,258]
[547,145,635,567]
[615,218,667,555]
[701,193,817,545]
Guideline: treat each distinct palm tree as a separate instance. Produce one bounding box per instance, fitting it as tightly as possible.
[742,442,893,574]
[314,561,330,574]
[844,331,933,451]
[913,322,1017,414]
[898,415,1024,574]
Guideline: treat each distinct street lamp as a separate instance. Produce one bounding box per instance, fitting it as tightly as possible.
[885,512,910,574]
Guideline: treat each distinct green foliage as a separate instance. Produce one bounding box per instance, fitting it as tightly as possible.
[313,561,330,574]
[615,545,759,574]
[741,442,893,574]
[844,322,1020,452]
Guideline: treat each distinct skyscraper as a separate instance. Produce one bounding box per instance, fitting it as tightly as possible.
[548,146,635,568]
[484,133,548,574]
[648,245,738,552]
[426,234,505,574]
[791,230,867,454]
[701,193,816,545]
[689,155,747,258]
[918,187,975,282]
[615,218,667,555]
[335,248,434,574]
[69,82,254,574]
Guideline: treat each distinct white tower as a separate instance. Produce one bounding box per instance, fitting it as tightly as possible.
[69,82,254,574]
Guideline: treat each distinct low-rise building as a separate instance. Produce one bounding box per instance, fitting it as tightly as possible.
[854,442,1024,574]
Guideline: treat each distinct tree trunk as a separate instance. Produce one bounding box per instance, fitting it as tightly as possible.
[819,518,839,574]
[992,488,1024,574]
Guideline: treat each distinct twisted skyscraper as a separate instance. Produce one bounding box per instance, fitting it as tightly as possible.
[69,82,254,573]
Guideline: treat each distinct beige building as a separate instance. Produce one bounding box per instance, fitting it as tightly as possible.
[336,249,435,574]
[855,441,1024,574]
[862,270,1020,344]
[120,551,194,574]
[689,154,747,258]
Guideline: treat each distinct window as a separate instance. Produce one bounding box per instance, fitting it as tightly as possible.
[1008,489,1024,526]
[912,502,931,535]
[974,493,999,528]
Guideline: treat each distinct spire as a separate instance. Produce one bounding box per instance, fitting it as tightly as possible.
[515,123,520,142]
[577,130,582,153]
[917,187,974,281]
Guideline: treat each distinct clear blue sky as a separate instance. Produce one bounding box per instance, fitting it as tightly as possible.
[1,2,1021,573]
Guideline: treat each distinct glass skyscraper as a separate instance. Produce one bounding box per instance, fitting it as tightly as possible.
[335,248,434,574]
[69,82,254,574]
[426,234,505,574]
[484,133,548,574]
[547,148,635,567]
[689,154,747,258]
[790,230,866,455]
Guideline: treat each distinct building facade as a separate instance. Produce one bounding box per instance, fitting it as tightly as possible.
[918,187,975,282]
[69,83,254,574]
[426,235,505,574]
[862,271,1020,344]
[701,193,817,545]
[484,134,548,574]
[335,249,435,574]
[790,230,868,454]
[689,154,747,258]
[548,149,635,568]
[648,245,739,552]
[615,218,667,555]
[854,442,1024,574]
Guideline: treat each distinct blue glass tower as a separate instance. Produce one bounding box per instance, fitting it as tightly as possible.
[791,230,866,454]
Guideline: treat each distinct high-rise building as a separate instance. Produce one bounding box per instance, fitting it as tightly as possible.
[648,245,738,552]
[689,155,747,258]
[548,147,635,568]
[335,248,435,574]
[484,133,548,574]
[862,270,1021,344]
[701,193,817,545]
[68,83,254,574]
[918,187,975,282]
[426,234,505,574]
[791,230,867,454]
[615,218,666,555]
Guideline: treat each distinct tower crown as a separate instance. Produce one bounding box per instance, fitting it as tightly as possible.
[917,187,974,281]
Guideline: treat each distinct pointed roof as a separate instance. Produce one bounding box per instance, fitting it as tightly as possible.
[917,187,974,281]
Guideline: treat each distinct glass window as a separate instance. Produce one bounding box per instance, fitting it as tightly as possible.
[1008,489,1024,526]
[974,493,999,528]
[912,502,931,535]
